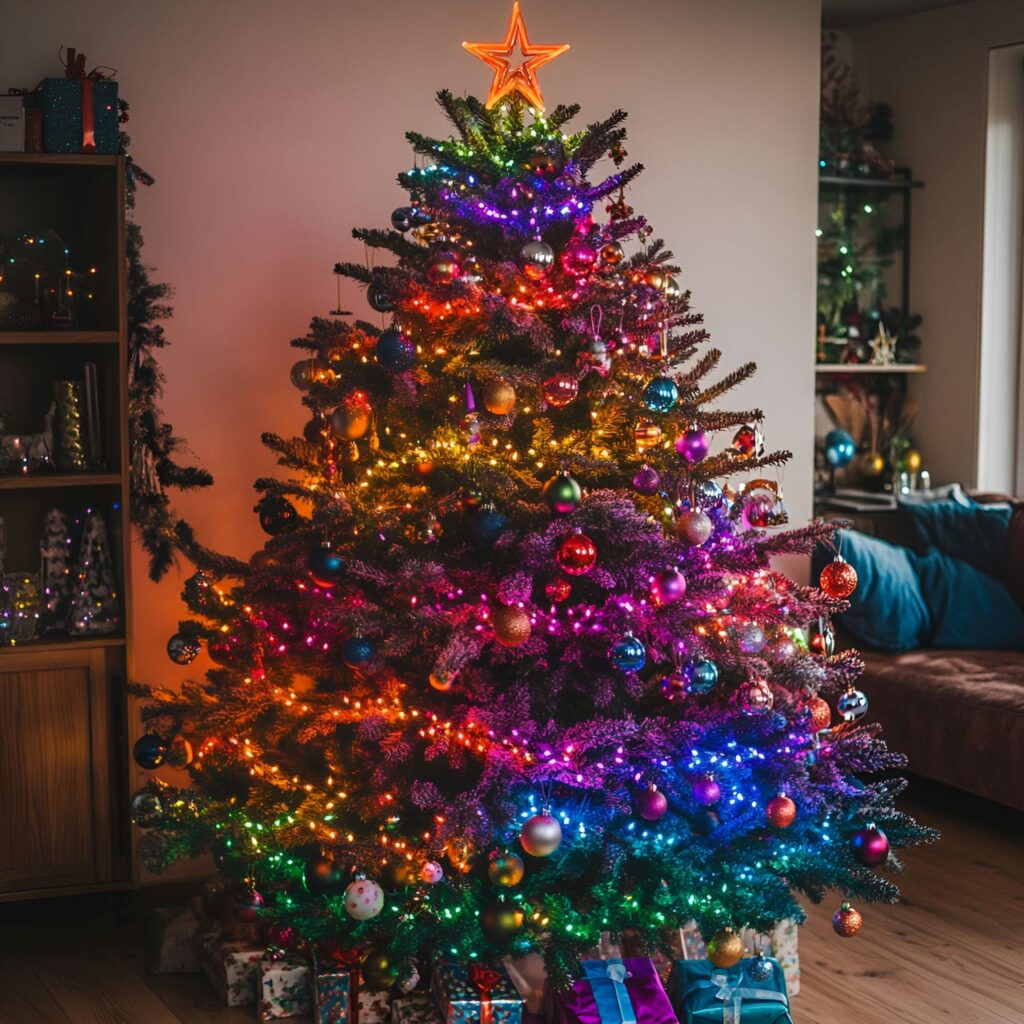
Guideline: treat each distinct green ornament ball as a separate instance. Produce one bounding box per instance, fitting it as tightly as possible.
[541,472,582,515]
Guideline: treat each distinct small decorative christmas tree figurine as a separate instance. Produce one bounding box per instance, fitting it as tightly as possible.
[134,4,935,989]
[39,508,73,633]
[68,511,122,635]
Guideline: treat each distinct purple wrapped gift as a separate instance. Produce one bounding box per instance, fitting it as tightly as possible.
[548,958,677,1024]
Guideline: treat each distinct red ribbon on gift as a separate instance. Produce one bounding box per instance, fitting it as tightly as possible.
[469,965,504,1024]
[59,46,116,153]
[317,943,369,1024]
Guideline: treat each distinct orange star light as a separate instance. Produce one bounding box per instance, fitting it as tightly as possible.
[462,1,569,111]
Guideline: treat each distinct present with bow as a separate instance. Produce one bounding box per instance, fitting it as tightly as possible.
[668,958,793,1024]
[431,960,524,1024]
[39,47,119,154]
[259,949,312,1021]
[547,958,677,1024]
[312,945,392,1024]
[195,927,263,1007]
[391,993,444,1024]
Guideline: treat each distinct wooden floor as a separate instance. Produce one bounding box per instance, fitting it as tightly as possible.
[0,780,1020,1024]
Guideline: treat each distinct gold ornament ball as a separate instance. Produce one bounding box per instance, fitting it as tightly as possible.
[492,605,532,647]
[707,928,744,968]
[635,419,663,452]
[766,793,797,829]
[488,849,526,887]
[899,448,923,474]
[483,379,516,416]
[362,950,400,990]
[481,902,525,942]
[859,451,886,478]
[331,392,372,441]
[832,902,863,938]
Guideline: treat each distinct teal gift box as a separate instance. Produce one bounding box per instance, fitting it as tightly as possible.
[40,77,119,154]
[668,958,792,1024]
[431,960,523,1024]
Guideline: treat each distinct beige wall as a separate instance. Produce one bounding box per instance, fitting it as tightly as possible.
[2,0,821,879]
[848,0,1024,488]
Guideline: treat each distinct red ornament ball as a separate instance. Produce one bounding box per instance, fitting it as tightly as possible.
[851,825,890,867]
[635,786,669,822]
[806,695,832,732]
[559,237,598,277]
[265,919,298,950]
[230,884,264,924]
[424,250,462,285]
[557,532,598,576]
[651,567,687,606]
[832,902,863,937]
[819,558,859,598]
[545,578,572,603]
[207,637,239,665]
[544,373,579,408]
[766,793,797,828]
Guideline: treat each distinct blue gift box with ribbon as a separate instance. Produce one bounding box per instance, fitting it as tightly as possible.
[668,958,792,1024]
[548,958,676,1024]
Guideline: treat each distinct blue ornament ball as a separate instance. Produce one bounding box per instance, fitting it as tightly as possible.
[610,634,647,673]
[390,207,415,232]
[837,687,869,721]
[642,376,679,414]
[824,429,856,468]
[133,733,168,770]
[309,545,346,588]
[341,636,375,668]
[376,329,416,371]
[472,506,507,545]
[684,658,719,694]
[694,479,725,509]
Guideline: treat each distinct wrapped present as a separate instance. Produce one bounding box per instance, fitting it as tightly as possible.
[673,923,799,997]
[548,958,677,1024]
[392,994,443,1024]
[197,928,263,1006]
[431,960,523,1024]
[40,48,119,154]
[312,949,392,1024]
[668,958,792,1024]
[146,901,203,973]
[259,952,312,1020]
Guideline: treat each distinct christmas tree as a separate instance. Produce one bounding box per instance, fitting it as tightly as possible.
[136,5,934,988]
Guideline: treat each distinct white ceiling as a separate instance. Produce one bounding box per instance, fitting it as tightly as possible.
[822,0,977,28]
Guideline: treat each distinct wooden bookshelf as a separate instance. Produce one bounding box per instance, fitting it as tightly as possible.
[0,330,119,346]
[0,472,122,490]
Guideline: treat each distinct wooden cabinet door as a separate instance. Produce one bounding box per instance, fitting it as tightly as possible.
[0,646,116,893]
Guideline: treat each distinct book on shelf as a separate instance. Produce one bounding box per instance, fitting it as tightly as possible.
[820,488,897,513]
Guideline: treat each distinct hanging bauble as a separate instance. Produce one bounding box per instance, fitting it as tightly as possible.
[363,950,400,990]
[542,473,582,515]
[265,920,298,952]
[207,637,238,666]
[461,483,484,510]
[391,207,416,232]
[766,793,797,828]
[425,250,462,285]
[559,237,598,277]
[860,450,886,478]
[809,624,835,657]
[309,544,346,588]
[819,558,858,598]
[344,876,385,921]
[651,567,687,606]
[633,465,661,495]
[520,812,563,857]
[737,621,767,654]
[258,495,298,536]
[290,357,332,389]
[492,605,532,647]
[545,578,572,603]
[824,429,856,468]
[444,835,476,874]
[851,825,889,867]
[166,735,194,767]
[543,373,579,408]
[230,884,264,924]
[707,929,744,969]
[747,953,774,982]
[660,670,687,701]
[472,505,508,544]
[897,447,923,474]
[600,241,625,266]
[481,902,525,942]
[610,633,647,673]
[405,513,444,545]
[663,276,681,299]
[488,849,525,887]
[429,667,456,692]
[521,240,556,281]
[732,423,764,459]
[305,856,346,895]
[635,785,668,822]
[676,509,713,547]
[367,281,394,312]
[582,336,611,374]
[420,860,445,884]
[331,391,373,440]
[557,532,597,576]
[642,376,679,413]
[341,636,375,668]
[462,411,482,445]
[738,679,774,714]
[832,902,863,937]
[684,658,719,695]
[130,787,164,828]
[304,415,328,444]
[483,378,516,416]
[806,695,832,732]
[676,428,709,465]
[837,687,869,722]
[693,777,721,806]
[694,478,725,509]
[167,632,201,665]
[526,143,563,180]
[634,420,663,452]
[133,733,168,770]
[376,328,416,372]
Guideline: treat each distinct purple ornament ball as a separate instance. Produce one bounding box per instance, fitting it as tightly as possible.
[633,465,661,496]
[635,787,669,822]
[676,428,709,466]
[851,825,890,867]
[651,567,686,607]
[693,778,721,806]
[559,237,598,277]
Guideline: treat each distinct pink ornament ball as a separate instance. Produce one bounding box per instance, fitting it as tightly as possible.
[419,860,445,884]
[559,237,598,277]
[651,567,687,606]
[635,787,669,822]
[693,778,721,806]
[851,825,890,867]
[676,428,709,465]
[633,465,661,496]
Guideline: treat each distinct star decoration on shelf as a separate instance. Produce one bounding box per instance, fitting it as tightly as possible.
[462,1,569,111]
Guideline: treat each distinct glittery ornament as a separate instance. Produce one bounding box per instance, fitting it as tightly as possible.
[230,884,264,924]
[133,733,168,770]
[545,578,572,603]
[820,558,858,598]
[737,621,767,653]
[463,412,481,445]
[732,423,764,459]
[167,632,201,665]
[832,902,863,937]
[425,250,462,285]
[544,373,579,407]
[642,376,679,413]
[542,472,582,514]
[481,902,525,941]
[258,495,298,535]
[633,465,661,495]
[837,687,869,722]
[520,812,562,857]
[492,605,532,647]
[309,544,346,588]
[522,239,555,280]
[483,378,516,415]
[685,658,719,694]
[376,329,416,371]
[635,785,668,821]
[707,929,744,968]
[344,876,385,921]
[559,237,598,277]
[807,695,832,731]
[341,636,375,668]
[557,532,597,575]
[851,825,889,866]
[634,419,663,451]
[695,478,725,509]
[676,428,709,465]
[405,513,444,545]
[766,793,797,828]
[420,860,445,884]
[331,391,373,440]
[676,509,713,546]
[600,241,625,266]
[739,679,774,714]
[472,505,507,544]
[824,429,856,468]
[305,856,346,895]
[130,787,164,828]
[207,637,238,665]
[610,633,646,672]
[660,671,687,701]
[488,849,525,886]
[748,954,775,982]
[742,489,776,529]
[651,567,686,606]
[693,777,721,806]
